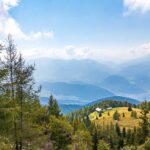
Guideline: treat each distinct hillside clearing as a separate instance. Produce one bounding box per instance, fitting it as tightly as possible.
[89,107,150,128]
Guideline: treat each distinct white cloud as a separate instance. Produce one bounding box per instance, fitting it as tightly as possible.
[20,42,150,64]
[0,0,54,40]
[130,42,150,57]
[123,0,150,15]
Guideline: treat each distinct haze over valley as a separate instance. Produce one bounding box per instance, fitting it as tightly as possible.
[30,56,150,105]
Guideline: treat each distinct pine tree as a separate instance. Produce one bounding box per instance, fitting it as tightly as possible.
[118,138,124,149]
[123,112,125,118]
[14,54,36,149]
[126,129,132,145]
[135,128,145,145]
[2,35,19,150]
[47,95,61,118]
[92,128,98,150]
[122,127,126,138]
[0,35,41,149]
[139,101,150,141]
[128,105,132,111]
[113,111,120,121]
[115,123,121,136]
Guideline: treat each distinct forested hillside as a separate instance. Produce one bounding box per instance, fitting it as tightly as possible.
[0,37,150,150]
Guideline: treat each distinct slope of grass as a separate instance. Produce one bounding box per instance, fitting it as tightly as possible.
[89,107,150,128]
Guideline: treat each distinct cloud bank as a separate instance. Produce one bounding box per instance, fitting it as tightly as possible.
[123,0,150,15]
[21,42,150,64]
[0,0,54,39]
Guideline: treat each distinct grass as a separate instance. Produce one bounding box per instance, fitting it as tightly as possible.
[89,107,150,129]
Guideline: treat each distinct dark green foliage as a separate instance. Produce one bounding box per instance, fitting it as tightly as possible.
[118,137,124,149]
[99,112,102,117]
[128,105,132,111]
[47,95,61,117]
[123,112,125,117]
[113,110,120,121]
[122,127,126,138]
[115,123,121,136]
[49,116,73,149]
[138,102,150,142]
[92,128,98,150]
[135,128,145,145]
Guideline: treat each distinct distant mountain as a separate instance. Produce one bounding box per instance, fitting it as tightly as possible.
[40,82,114,104]
[87,96,140,106]
[40,97,82,114]
[119,62,149,80]
[31,58,113,84]
[59,104,83,114]
[30,56,150,101]
[119,56,150,89]
[101,75,145,94]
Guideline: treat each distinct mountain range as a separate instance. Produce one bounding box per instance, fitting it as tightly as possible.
[40,96,140,114]
[40,82,114,104]
[29,55,150,104]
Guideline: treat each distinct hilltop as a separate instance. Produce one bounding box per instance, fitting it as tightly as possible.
[87,96,140,106]
[89,107,148,128]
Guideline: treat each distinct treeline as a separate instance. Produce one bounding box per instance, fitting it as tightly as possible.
[68,100,136,119]
[0,36,150,150]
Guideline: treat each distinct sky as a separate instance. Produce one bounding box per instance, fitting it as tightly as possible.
[1,0,150,63]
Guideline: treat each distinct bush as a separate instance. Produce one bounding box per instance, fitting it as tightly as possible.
[98,140,110,150]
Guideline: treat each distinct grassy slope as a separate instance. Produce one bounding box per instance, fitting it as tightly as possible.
[89,107,150,128]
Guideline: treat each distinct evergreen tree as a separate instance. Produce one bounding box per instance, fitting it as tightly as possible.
[115,123,121,136]
[92,128,98,150]
[139,101,150,141]
[1,35,20,149]
[49,116,73,149]
[135,128,145,145]
[47,95,61,117]
[128,105,132,111]
[0,36,41,149]
[14,54,36,149]
[122,127,126,138]
[123,112,125,118]
[126,129,132,145]
[118,138,124,149]
[113,111,120,121]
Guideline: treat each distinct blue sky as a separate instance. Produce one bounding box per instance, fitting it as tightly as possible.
[1,0,150,63]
